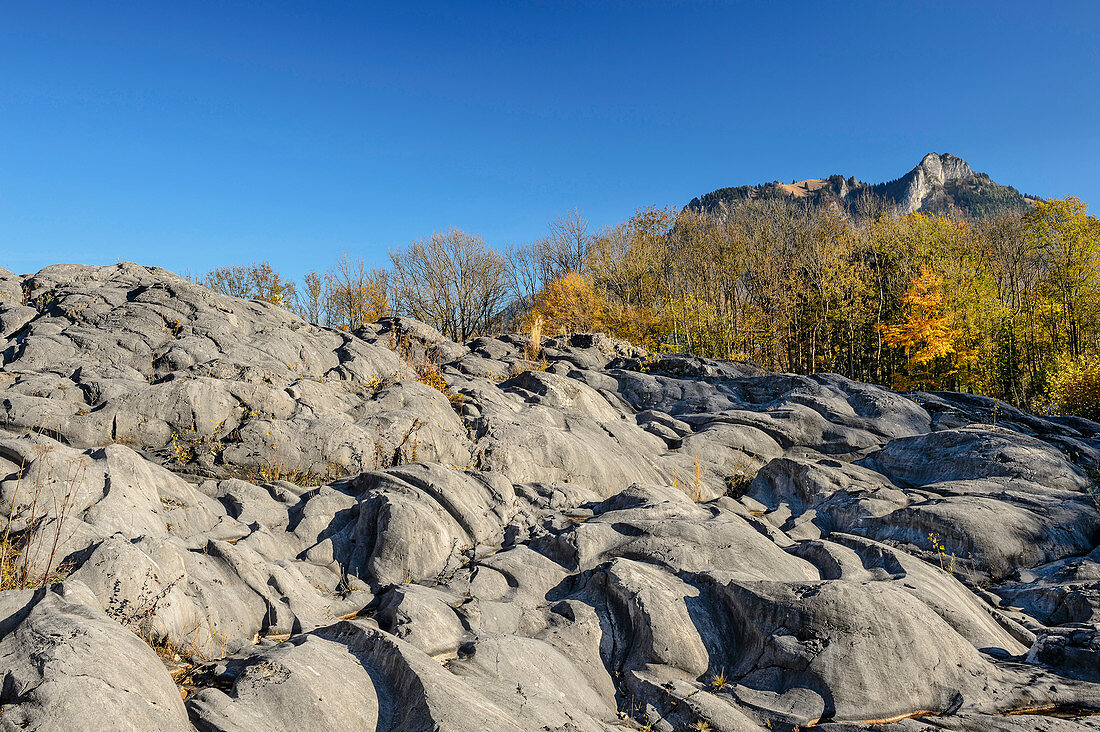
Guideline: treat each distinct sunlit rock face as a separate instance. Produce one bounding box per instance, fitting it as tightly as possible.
[688,152,1033,219]
[898,151,976,212]
[2,263,1099,731]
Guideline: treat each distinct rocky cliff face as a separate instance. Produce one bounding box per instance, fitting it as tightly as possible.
[689,152,1034,218]
[2,264,1100,731]
[897,152,975,212]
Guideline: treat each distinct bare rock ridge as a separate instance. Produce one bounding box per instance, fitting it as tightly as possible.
[898,151,975,212]
[688,152,1036,218]
[2,262,1100,731]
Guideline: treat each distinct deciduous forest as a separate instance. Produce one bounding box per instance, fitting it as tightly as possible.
[196,195,1100,419]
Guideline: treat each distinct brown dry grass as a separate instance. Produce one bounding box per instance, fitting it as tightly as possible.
[776,178,828,198]
[1,447,84,590]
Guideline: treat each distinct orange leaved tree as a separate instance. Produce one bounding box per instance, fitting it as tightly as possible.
[880,266,963,390]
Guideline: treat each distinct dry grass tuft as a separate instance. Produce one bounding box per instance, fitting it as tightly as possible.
[692,455,703,502]
[526,313,543,361]
[1,448,84,590]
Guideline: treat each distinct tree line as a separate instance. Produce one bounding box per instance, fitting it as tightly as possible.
[196,194,1100,417]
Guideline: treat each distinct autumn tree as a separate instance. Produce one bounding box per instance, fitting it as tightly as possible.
[973,211,1033,402]
[880,266,963,389]
[660,207,749,359]
[502,209,596,328]
[298,271,327,324]
[389,229,510,341]
[1027,197,1100,359]
[544,208,592,278]
[191,196,1100,414]
[588,206,675,349]
[203,262,297,309]
[503,240,550,317]
[325,254,389,330]
[530,272,605,335]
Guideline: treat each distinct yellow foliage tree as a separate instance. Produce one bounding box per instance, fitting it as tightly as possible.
[1026,197,1100,358]
[587,206,675,350]
[328,279,388,330]
[880,266,963,389]
[1049,355,1100,421]
[530,271,605,334]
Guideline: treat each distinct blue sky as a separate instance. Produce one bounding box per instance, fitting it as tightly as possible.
[2,1,1098,280]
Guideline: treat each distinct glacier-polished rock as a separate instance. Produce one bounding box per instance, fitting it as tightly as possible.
[1,263,1099,730]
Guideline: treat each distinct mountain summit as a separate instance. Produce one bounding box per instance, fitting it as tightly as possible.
[897,152,974,211]
[688,152,1038,218]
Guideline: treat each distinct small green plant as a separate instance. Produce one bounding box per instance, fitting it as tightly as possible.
[709,671,729,691]
[32,291,56,312]
[1083,465,1100,507]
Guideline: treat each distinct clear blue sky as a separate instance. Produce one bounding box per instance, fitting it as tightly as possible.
[2,1,1098,280]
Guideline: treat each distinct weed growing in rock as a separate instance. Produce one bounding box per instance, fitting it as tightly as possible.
[169,421,226,464]
[110,572,182,633]
[723,454,758,498]
[0,448,84,590]
[111,571,228,695]
[391,329,465,404]
[1084,466,1100,507]
[393,418,423,465]
[413,354,464,404]
[526,314,543,361]
[928,532,956,575]
[233,442,344,487]
[415,360,448,392]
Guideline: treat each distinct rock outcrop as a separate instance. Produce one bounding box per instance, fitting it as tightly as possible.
[896,152,975,212]
[2,263,1100,730]
[688,152,1035,218]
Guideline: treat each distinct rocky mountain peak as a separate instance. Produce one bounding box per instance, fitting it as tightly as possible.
[688,152,1032,218]
[919,151,974,181]
[900,152,977,212]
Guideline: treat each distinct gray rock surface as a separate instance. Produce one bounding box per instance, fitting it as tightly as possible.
[0,582,189,731]
[1,263,1100,730]
[898,151,975,212]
